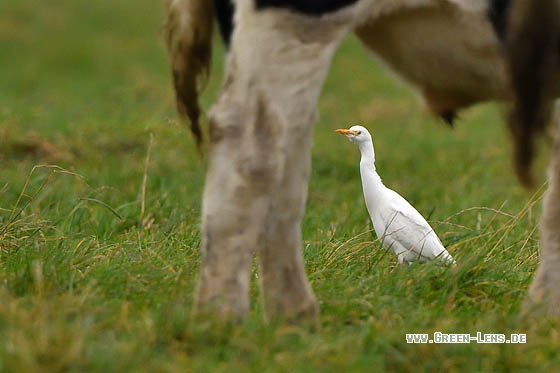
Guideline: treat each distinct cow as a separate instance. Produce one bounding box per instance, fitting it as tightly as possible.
[164,0,560,322]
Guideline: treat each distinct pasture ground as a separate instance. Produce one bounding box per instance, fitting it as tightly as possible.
[1,0,559,371]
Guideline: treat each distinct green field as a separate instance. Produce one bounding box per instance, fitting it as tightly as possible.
[1,0,559,371]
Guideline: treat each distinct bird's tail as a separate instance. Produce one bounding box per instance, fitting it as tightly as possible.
[164,0,214,149]
[438,250,456,266]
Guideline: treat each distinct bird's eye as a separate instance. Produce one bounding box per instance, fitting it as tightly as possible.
[355,130,361,135]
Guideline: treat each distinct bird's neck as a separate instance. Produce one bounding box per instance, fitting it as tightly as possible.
[360,159,383,185]
[358,142,377,171]
[359,144,384,188]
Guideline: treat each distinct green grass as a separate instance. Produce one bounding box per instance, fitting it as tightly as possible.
[1,0,559,371]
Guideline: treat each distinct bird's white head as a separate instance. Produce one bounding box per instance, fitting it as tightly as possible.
[336,125,376,165]
[335,125,372,145]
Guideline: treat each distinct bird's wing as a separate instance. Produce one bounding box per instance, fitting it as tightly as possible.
[378,189,445,260]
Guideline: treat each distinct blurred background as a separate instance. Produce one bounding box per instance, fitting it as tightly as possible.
[0,0,553,370]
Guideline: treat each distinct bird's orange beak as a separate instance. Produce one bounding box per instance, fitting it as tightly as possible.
[335,129,358,136]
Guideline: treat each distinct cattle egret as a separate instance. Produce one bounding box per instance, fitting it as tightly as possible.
[336,125,455,265]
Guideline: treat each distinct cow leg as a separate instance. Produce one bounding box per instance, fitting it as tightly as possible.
[195,0,366,321]
[258,125,318,321]
[194,86,281,320]
[527,121,560,315]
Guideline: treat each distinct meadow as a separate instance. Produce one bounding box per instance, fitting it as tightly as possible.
[1,0,559,371]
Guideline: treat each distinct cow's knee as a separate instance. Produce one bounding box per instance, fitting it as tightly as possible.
[208,90,285,191]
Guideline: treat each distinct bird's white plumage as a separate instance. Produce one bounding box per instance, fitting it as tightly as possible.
[337,125,455,265]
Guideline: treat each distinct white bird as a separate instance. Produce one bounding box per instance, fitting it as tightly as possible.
[336,125,455,265]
